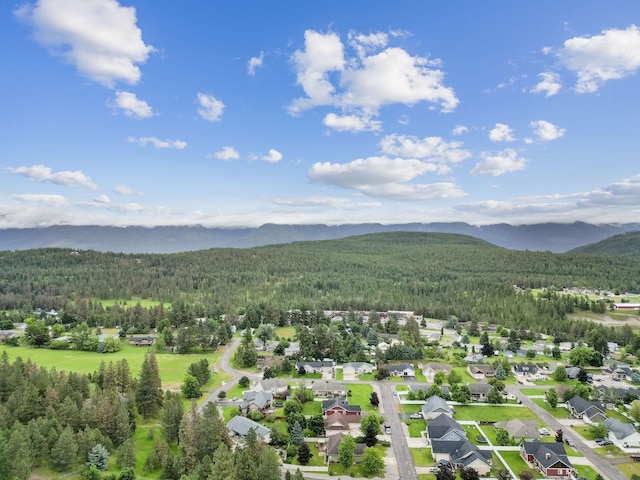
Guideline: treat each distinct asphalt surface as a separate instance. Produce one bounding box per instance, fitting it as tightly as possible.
[507,384,627,480]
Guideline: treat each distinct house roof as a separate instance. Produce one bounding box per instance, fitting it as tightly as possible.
[422,362,452,373]
[313,381,347,393]
[603,418,637,440]
[321,398,362,413]
[227,416,271,440]
[513,364,539,374]
[297,360,335,368]
[422,396,453,415]
[468,383,492,394]
[326,433,366,456]
[324,414,350,430]
[430,439,491,468]
[494,419,540,439]
[386,363,414,373]
[255,378,288,392]
[567,396,605,418]
[468,364,495,374]
[427,413,465,440]
[522,441,573,470]
[343,362,373,370]
[242,391,273,409]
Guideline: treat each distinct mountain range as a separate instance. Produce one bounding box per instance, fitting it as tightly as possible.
[1,222,639,254]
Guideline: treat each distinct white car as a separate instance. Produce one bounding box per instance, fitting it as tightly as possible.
[409,413,423,419]
[539,428,550,436]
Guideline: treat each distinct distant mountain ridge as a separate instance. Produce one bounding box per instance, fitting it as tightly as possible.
[1,222,638,254]
[569,231,640,256]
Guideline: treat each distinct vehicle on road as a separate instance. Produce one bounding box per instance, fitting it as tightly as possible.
[565,438,575,447]
[539,428,550,436]
[385,426,391,434]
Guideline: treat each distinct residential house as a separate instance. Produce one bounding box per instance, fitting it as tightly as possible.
[603,418,640,449]
[284,342,300,356]
[503,350,515,359]
[608,342,620,354]
[565,367,580,380]
[520,441,575,478]
[324,412,362,436]
[566,396,607,424]
[322,398,362,417]
[426,413,466,443]
[312,381,348,397]
[613,303,640,310]
[430,439,492,475]
[386,363,415,377]
[227,416,272,443]
[512,364,545,380]
[463,353,484,363]
[342,362,374,377]
[516,349,529,358]
[421,395,454,420]
[324,432,366,463]
[240,391,272,414]
[295,360,335,376]
[252,378,289,395]
[469,383,492,402]
[494,419,540,441]
[422,362,453,379]
[606,365,634,381]
[128,335,156,346]
[467,364,495,380]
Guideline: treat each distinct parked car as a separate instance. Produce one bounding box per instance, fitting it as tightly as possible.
[385,426,392,434]
[438,459,452,471]
[539,428,550,436]
[409,413,422,419]
[565,439,575,447]
[600,440,613,446]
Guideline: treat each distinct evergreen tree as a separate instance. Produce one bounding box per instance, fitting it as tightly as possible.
[195,402,232,459]
[364,420,378,447]
[116,438,137,469]
[178,404,199,474]
[136,352,163,418]
[87,443,109,471]
[487,386,503,404]
[208,443,235,480]
[370,391,380,407]
[51,426,78,471]
[162,390,184,443]
[6,422,34,480]
[546,388,558,409]
[290,421,305,446]
[181,374,201,398]
[297,442,312,465]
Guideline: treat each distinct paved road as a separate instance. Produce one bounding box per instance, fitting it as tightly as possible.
[507,385,627,480]
[378,382,418,480]
[198,336,245,412]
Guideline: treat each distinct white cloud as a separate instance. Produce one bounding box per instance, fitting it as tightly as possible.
[557,25,640,93]
[323,113,381,132]
[15,0,154,88]
[197,93,225,122]
[12,193,68,207]
[247,51,264,76]
[529,120,565,142]
[272,196,380,210]
[308,156,465,200]
[470,149,527,176]
[489,123,515,142]
[289,29,458,125]
[531,72,562,97]
[261,149,283,163]
[5,164,98,189]
[112,91,152,118]
[214,146,240,161]
[127,136,187,149]
[379,134,471,163]
[113,184,136,195]
[452,125,468,136]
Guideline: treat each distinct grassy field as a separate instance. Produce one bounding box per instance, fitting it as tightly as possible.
[406,419,426,437]
[401,403,423,414]
[499,450,543,478]
[572,425,597,440]
[1,343,229,391]
[452,366,477,384]
[454,405,540,422]
[574,464,599,479]
[594,445,626,457]
[462,424,486,445]
[532,398,570,418]
[410,448,434,467]
[347,383,376,412]
[328,445,386,477]
[618,462,640,478]
[521,388,547,396]
[275,326,296,340]
[606,408,633,423]
[96,297,167,309]
[289,442,325,467]
[302,401,322,416]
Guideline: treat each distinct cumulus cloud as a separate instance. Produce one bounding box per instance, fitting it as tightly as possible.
[323,113,382,132]
[452,125,468,136]
[531,72,562,97]
[556,25,640,93]
[470,149,527,176]
[5,164,98,189]
[308,156,465,200]
[111,91,152,118]
[529,120,566,142]
[15,0,154,88]
[214,146,240,161]
[247,51,264,75]
[379,134,471,163]
[12,193,68,207]
[261,149,283,163]
[289,29,458,129]
[489,123,515,142]
[197,93,225,122]
[127,136,187,149]
[113,184,138,195]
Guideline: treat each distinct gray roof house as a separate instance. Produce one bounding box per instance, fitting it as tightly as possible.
[253,378,289,394]
[469,383,492,402]
[431,439,492,475]
[421,395,454,419]
[494,419,540,441]
[324,432,366,463]
[386,363,415,377]
[342,362,374,376]
[521,441,574,478]
[241,391,273,412]
[566,396,607,424]
[227,416,271,443]
[427,413,466,442]
[312,381,348,397]
[603,417,640,448]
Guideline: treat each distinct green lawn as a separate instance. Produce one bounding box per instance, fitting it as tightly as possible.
[406,419,426,437]
[290,442,326,467]
[462,424,485,445]
[302,401,322,416]
[478,425,500,446]
[401,404,423,414]
[618,462,640,478]
[2,343,228,391]
[328,445,387,477]
[410,448,435,467]
[499,450,543,478]
[521,388,547,396]
[594,445,626,457]
[97,297,166,309]
[275,326,296,340]
[358,373,375,381]
[532,399,570,418]
[453,366,477,384]
[335,369,344,380]
[224,383,248,400]
[347,383,376,412]
[574,464,598,479]
[606,408,633,423]
[572,425,597,440]
[415,369,427,382]
[454,405,539,422]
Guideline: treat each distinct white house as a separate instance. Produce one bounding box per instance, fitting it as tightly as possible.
[342,362,374,376]
[603,418,640,449]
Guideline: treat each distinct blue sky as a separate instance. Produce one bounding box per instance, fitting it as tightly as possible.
[2,1,640,228]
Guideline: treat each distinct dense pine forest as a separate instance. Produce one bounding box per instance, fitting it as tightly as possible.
[1,232,639,341]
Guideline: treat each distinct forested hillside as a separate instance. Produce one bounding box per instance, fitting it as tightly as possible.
[569,231,640,256]
[1,232,639,337]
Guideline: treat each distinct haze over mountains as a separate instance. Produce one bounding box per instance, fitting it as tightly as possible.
[1,222,639,254]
